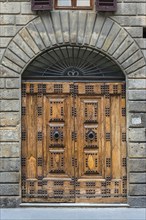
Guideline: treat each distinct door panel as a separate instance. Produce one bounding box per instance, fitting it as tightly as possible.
[21,82,127,203]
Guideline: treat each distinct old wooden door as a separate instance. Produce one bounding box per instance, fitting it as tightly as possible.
[22,82,127,203]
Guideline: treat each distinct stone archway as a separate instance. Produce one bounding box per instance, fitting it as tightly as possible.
[1,11,145,76]
[1,11,146,206]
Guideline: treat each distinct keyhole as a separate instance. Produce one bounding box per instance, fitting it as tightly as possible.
[88,131,95,141]
[54,131,60,140]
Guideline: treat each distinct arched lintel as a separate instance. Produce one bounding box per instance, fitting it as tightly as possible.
[1,11,145,77]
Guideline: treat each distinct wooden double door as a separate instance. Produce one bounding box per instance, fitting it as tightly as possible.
[22,82,127,203]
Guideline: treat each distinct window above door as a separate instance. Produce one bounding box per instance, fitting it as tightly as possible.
[54,0,93,10]
[31,0,117,11]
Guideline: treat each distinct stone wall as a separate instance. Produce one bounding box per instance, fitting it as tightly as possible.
[0,0,146,207]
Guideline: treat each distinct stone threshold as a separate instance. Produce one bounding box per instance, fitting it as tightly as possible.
[20,203,130,208]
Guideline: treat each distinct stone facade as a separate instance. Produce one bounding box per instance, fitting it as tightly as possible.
[0,0,146,207]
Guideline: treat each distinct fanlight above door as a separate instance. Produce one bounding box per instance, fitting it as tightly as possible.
[23,45,124,80]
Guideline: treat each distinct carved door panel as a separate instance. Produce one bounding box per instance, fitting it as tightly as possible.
[21,82,127,203]
[74,83,127,203]
[22,82,75,202]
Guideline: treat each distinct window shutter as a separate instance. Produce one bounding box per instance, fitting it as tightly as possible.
[96,0,117,11]
[31,0,53,11]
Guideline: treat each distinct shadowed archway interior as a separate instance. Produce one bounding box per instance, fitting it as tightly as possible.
[23,45,125,80]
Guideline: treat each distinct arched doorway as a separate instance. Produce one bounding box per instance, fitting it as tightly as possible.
[21,45,127,203]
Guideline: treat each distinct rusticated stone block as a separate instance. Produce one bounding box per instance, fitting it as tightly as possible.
[6,78,20,89]
[0,100,20,111]
[0,196,21,208]
[0,184,19,196]
[0,127,20,141]
[128,79,146,89]
[129,113,146,128]
[129,184,146,195]
[0,112,20,127]
[128,66,146,79]
[129,143,146,158]
[0,142,20,158]
[130,173,146,183]
[129,101,146,113]
[129,159,146,172]
[2,57,22,73]
[0,89,19,99]
[125,27,143,38]
[0,158,20,171]
[0,172,20,183]
[126,58,145,74]
[128,196,146,208]
[129,128,146,142]
[0,65,19,78]
[0,78,5,88]
[129,90,146,101]
[0,2,20,14]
